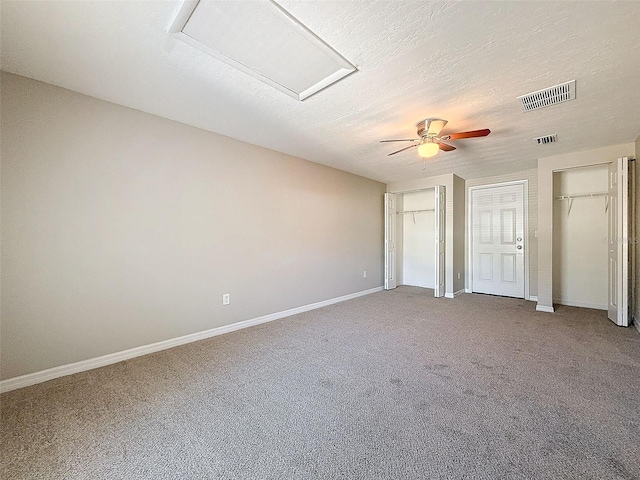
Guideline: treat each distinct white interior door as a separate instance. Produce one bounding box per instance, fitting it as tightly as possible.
[607,157,629,326]
[384,193,397,290]
[471,183,525,298]
[434,186,445,298]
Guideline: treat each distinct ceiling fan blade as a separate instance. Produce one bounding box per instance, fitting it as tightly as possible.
[387,144,418,156]
[443,129,491,141]
[380,139,420,143]
[437,142,456,151]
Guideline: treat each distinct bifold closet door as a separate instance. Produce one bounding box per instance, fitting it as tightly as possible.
[607,157,629,326]
[384,193,397,290]
[434,186,445,298]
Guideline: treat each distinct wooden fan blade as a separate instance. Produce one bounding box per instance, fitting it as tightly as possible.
[438,142,456,152]
[388,144,418,156]
[444,129,491,141]
[380,139,420,143]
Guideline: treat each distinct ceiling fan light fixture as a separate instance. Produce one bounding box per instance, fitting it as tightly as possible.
[418,141,439,158]
[381,118,489,158]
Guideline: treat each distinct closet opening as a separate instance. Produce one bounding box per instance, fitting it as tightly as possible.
[553,164,609,310]
[552,157,632,327]
[384,187,445,297]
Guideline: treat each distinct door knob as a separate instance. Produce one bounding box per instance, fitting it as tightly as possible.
[517,245,523,250]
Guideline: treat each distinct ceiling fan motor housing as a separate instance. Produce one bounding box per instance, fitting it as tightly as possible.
[417,118,447,138]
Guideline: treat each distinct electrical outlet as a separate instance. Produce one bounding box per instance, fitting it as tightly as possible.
[363,270,367,278]
[457,272,461,280]
[222,293,230,305]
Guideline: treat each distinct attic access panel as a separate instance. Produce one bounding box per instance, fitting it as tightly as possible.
[168,0,357,101]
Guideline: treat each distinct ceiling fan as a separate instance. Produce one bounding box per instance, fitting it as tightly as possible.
[381,119,491,158]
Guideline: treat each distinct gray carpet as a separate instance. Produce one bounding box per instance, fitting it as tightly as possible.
[2,287,639,479]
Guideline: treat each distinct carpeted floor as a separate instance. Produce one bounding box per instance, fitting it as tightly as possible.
[1,287,639,479]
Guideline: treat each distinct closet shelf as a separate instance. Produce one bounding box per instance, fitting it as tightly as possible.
[555,192,609,216]
[396,209,435,214]
[555,192,608,200]
[396,208,435,224]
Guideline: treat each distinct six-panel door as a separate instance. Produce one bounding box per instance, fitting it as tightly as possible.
[471,184,525,298]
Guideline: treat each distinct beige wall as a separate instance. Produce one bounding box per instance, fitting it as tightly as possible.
[466,169,538,298]
[453,175,466,293]
[0,73,387,380]
[537,143,636,311]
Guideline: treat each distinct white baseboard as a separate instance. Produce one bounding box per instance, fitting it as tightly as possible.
[465,288,472,294]
[553,298,607,311]
[528,295,538,302]
[0,286,383,394]
[444,289,465,299]
[536,304,555,313]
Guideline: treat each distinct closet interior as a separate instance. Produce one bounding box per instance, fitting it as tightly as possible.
[553,164,609,309]
[395,189,437,289]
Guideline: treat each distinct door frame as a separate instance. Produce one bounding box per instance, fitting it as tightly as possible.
[467,180,530,300]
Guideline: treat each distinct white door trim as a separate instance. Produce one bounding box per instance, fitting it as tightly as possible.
[467,180,530,300]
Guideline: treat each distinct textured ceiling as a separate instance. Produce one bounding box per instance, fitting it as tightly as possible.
[2,1,639,183]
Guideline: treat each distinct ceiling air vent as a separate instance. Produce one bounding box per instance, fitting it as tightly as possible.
[534,134,558,145]
[517,80,576,112]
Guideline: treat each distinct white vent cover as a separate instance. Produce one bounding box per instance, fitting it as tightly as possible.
[534,134,558,145]
[517,80,576,112]
[168,0,357,101]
